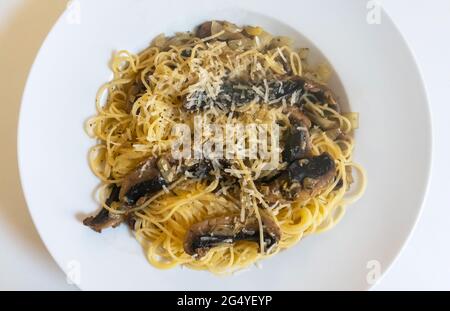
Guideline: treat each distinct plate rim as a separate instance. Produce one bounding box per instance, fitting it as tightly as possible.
[363,7,433,289]
[17,0,433,291]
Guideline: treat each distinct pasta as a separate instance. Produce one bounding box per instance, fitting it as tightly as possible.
[84,21,366,274]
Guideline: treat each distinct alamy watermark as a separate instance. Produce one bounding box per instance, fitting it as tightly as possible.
[66,259,81,286]
[367,0,382,25]
[366,259,382,285]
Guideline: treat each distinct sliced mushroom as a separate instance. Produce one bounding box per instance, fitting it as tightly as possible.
[83,157,176,233]
[83,184,123,233]
[196,21,213,38]
[284,106,311,128]
[185,79,258,111]
[302,79,340,112]
[83,156,217,232]
[126,214,137,230]
[282,107,312,163]
[196,20,245,41]
[119,157,171,205]
[184,76,340,112]
[184,214,281,258]
[282,127,310,164]
[260,152,336,203]
[180,49,191,58]
[185,160,213,179]
[213,21,245,41]
[119,154,206,205]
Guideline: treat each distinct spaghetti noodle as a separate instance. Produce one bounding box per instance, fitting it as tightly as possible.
[84,21,366,274]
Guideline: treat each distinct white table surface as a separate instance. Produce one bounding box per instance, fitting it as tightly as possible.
[0,0,448,291]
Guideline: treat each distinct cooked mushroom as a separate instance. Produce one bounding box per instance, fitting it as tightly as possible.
[83,184,123,233]
[184,214,281,257]
[184,76,340,112]
[196,21,246,41]
[185,79,257,111]
[282,107,312,163]
[196,21,213,38]
[126,214,137,230]
[185,160,213,179]
[119,157,172,205]
[284,106,311,128]
[282,127,310,163]
[302,78,340,112]
[83,156,217,232]
[84,157,176,233]
[119,156,216,205]
[120,155,210,205]
[260,152,336,203]
[180,49,191,58]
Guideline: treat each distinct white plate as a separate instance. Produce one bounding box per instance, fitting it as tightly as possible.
[18,0,431,290]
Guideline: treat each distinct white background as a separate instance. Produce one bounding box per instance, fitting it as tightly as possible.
[0,0,448,290]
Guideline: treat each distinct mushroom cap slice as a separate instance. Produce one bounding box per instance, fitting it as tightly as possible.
[184,76,340,113]
[184,214,281,258]
[282,107,312,163]
[282,126,311,163]
[83,157,216,233]
[119,157,169,205]
[286,152,336,199]
[261,152,336,203]
[195,21,246,41]
[83,184,123,233]
[196,21,213,39]
[301,78,340,113]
